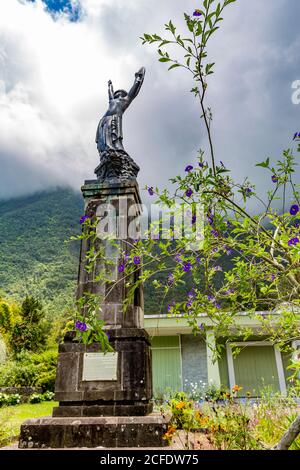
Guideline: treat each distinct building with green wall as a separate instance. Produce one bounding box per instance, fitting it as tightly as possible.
[144,313,300,397]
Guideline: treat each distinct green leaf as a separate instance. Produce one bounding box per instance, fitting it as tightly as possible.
[195,22,203,36]
[256,157,270,168]
[168,63,181,70]
[159,58,171,62]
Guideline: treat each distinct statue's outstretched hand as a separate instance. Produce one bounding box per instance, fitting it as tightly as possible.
[135,67,145,79]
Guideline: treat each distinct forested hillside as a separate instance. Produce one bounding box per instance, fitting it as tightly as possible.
[0,189,82,318]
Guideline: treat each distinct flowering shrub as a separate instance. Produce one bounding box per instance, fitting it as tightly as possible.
[139,1,300,369]
[168,392,197,431]
[0,393,21,408]
[29,391,54,404]
[161,388,299,449]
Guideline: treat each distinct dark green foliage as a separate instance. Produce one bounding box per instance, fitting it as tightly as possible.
[0,393,21,407]
[0,350,57,391]
[9,296,48,354]
[0,303,12,330]
[20,296,43,322]
[10,322,47,354]
[29,391,55,404]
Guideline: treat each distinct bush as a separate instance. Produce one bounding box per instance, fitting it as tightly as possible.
[29,393,44,404]
[9,296,48,354]
[29,391,55,404]
[0,393,21,407]
[35,370,56,392]
[0,350,57,391]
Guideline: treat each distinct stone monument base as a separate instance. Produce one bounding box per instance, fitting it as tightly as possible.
[19,414,170,448]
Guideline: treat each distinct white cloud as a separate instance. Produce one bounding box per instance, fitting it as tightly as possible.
[0,0,299,201]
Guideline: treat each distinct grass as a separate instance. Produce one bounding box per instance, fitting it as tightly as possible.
[0,401,58,447]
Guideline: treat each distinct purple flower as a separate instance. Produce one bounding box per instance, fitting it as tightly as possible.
[245,187,252,194]
[294,220,300,228]
[220,161,225,168]
[207,216,214,226]
[186,300,193,308]
[212,247,218,253]
[185,165,193,172]
[192,215,197,225]
[118,263,125,273]
[214,266,223,272]
[290,204,299,216]
[75,320,87,332]
[272,175,278,183]
[193,9,202,16]
[224,246,233,255]
[80,215,88,225]
[225,287,235,296]
[199,323,205,331]
[196,257,201,264]
[211,229,219,238]
[199,161,206,168]
[186,188,193,198]
[148,186,154,196]
[188,290,195,298]
[226,221,232,228]
[106,332,111,341]
[215,302,221,310]
[288,237,300,246]
[174,253,182,262]
[207,295,215,302]
[133,256,141,265]
[183,262,192,273]
[293,132,300,140]
[167,273,174,285]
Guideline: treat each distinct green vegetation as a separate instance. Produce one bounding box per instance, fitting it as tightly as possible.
[162,389,300,450]
[0,401,57,446]
[0,350,57,391]
[10,296,48,353]
[0,188,82,319]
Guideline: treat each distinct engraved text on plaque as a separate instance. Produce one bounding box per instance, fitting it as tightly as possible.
[82,352,118,381]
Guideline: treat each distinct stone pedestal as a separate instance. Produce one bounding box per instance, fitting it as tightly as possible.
[19,415,169,449]
[52,329,152,417]
[19,178,169,448]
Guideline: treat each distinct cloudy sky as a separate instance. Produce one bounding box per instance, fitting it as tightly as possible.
[0,0,299,202]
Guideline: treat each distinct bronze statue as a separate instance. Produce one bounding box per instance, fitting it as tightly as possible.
[96,67,145,155]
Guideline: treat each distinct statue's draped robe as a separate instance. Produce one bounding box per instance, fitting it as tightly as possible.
[96,103,124,153]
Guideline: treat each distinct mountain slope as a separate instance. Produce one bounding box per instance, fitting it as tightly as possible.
[0,188,83,317]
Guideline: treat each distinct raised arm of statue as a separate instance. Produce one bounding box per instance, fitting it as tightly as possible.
[127,67,146,102]
[108,80,114,101]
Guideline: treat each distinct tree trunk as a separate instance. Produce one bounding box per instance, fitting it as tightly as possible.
[273,414,300,450]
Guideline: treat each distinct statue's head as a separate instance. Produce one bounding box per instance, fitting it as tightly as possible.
[114,89,128,99]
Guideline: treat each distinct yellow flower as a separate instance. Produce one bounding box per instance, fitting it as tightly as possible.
[232,384,243,392]
[176,401,186,409]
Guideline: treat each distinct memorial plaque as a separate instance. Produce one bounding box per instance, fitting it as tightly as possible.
[82,352,118,381]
